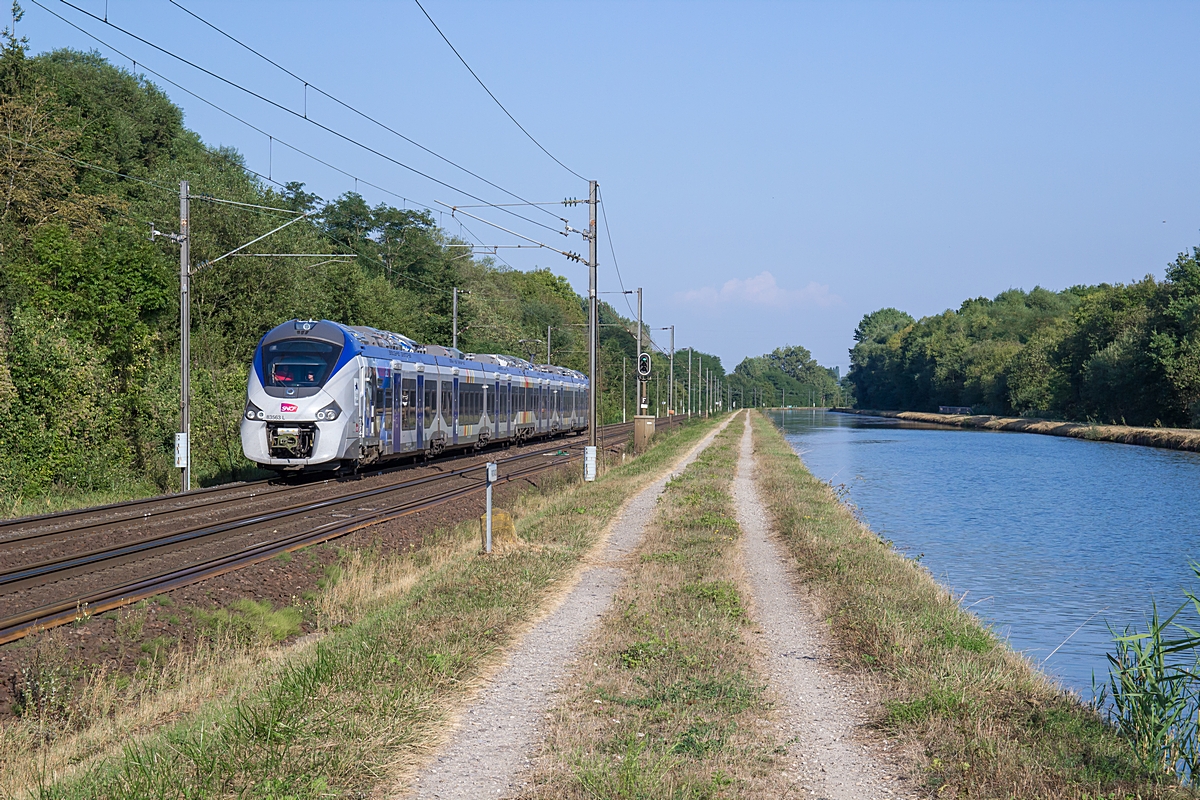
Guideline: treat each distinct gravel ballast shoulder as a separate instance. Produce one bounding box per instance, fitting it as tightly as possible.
[734,416,914,798]
[402,418,734,799]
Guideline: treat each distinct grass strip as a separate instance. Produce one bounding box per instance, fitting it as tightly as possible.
[23,418,718,799]
[749,411,1188,799]
[524,416,791,799]
[835,408,1200,454]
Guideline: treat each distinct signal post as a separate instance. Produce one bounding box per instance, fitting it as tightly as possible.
[634,349,654,453]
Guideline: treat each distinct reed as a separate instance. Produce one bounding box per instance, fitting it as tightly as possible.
[1102,568,1200,785]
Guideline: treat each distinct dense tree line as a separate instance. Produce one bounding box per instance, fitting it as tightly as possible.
[0,31,709,503]
[726,345,847,409]
[847,249,1200,427]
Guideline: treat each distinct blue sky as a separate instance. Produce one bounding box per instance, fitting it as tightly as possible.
[19,1,1200,371]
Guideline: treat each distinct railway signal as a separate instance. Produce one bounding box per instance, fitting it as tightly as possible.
[637,352,651,380]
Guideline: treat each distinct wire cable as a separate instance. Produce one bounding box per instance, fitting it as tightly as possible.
[29,0,431,212]
[412,0,587,183]
[166,0,568,225]
[48,0,566,236]
[597,186,638,321]
[0,129,176,193]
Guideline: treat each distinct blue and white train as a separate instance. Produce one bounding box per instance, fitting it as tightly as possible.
[241,319,589,472]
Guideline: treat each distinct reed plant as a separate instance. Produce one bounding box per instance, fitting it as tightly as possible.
[1101,567,1200,785]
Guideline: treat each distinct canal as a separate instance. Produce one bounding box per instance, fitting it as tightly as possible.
[767,409,1200,696]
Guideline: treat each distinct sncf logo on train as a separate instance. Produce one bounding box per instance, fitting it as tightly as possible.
[280,403,298,413]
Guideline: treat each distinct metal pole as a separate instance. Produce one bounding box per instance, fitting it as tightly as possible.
[622,356,626,423]
[655,373,659,418]
[452,287,458,351]
[179,180,191,492]
[688,351,692,418]
[668,326,673,415]
[586,180,598,470]
[636,287,643,414]
[485,462,496,553]
[547,325,551,365]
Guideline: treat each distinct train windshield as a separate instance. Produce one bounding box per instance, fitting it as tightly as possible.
[263,339,342,388]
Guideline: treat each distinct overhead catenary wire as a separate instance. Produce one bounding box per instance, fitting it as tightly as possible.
[165,0,568,226]
[412,0,587,184]
[597,187,638,321]
[47,0,567,237]
[28,0,433,213]
[24,3,618,330]
[0,132,461,296]
[0,79,551,312]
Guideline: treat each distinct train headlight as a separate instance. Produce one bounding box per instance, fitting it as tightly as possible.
[317,401,341,421]
[245,400,263,420]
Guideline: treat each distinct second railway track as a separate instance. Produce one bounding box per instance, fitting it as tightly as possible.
[0,418,679,645]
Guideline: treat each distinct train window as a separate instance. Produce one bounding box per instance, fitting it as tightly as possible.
[264,339,342,387]
[485,385,494,419]
[424,381,437,428]
[401,378,416,431]
[441,382,452,425]
[375,370,387,412]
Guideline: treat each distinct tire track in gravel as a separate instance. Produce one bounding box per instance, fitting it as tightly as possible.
[734,415,914,799]
[400,416,736,800]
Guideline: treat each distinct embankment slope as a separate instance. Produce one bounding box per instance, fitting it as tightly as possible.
[834,408,1200,453]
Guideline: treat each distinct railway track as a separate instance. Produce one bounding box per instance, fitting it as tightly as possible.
[0,417,684,645]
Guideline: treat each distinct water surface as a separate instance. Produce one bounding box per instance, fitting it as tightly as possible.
[768,409,1200,695]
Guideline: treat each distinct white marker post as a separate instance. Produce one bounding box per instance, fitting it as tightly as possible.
[174,433,189,480]
[583,446,597,482]
[485,462,497,553]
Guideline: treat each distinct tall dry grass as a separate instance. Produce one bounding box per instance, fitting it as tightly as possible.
[5,419,719,798]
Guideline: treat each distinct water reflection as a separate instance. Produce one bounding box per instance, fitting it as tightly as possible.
[767,409,1200,695]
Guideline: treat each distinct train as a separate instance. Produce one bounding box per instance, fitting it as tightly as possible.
[241,319,589,472]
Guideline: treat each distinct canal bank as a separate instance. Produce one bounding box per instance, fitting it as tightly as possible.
[751,412,1180,798]
[833,407,1200,453]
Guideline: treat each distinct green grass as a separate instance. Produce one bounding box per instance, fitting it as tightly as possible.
[749,411,1188,799]
[32,418,720,799]
[525,418,790,799]
[188,599,303,644]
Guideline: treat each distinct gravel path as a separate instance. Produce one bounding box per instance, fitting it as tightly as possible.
[734,416,913,799]
[402,417,734,799]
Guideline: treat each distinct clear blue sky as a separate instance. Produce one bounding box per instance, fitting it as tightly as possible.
[20,1,1200,371]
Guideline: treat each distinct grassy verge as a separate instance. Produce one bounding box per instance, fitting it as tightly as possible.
[524,416,789,799]
[0,469,280,521]
[7,418,718,799]
[834,408,1200,454]
[750,411,1189,799]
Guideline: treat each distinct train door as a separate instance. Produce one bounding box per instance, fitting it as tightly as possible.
[540,381,547,432]
[427,371,442,445]
[452,374,460,446]
[505,379,512,438]
[391,362,402,453]
[416,372,425,450]
[361,365,375,439]
[400,376,417,451]
[382,366,394,454]
[439,376,451,438]
[493,378,501,440]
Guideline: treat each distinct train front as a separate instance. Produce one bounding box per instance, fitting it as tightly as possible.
[241,320,358,471]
